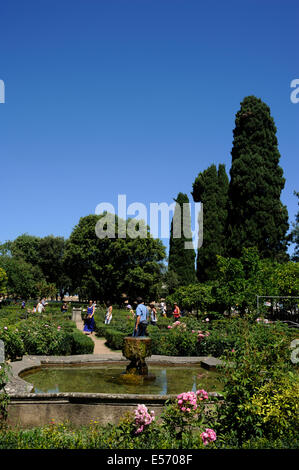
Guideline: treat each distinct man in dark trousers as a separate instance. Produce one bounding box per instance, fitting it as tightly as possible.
[133,297,149,337]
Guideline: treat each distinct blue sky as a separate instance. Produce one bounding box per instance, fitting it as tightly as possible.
[0,0,298,255]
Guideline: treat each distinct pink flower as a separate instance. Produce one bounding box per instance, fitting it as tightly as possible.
[205,318,209,322]
[201,428,217,445]
[196,389,209,400]
[134,404,155,434]
[167,325,172,329]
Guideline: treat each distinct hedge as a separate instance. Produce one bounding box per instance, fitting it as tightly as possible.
[71,330,94,354]
[104,328,126,350]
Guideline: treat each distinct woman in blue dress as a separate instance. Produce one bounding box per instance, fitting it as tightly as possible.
[83,300,95,334]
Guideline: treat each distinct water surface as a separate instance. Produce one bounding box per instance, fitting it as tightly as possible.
[21,363,222,395]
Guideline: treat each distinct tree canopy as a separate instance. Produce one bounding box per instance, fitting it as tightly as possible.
[168,193,196,287]
[192,163,229,281]
[226,96,289,261]
[63,213,166,303]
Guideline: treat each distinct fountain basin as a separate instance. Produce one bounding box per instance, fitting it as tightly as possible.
[4,354,224,428]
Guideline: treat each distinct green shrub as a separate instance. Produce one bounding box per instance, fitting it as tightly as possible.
[104,328,126,350]
[196,330,236,357]
[0,327,25,360]
[94,324,108,337]
[215,319,296,444]
[71,330,94,354]
[247,374,299,439]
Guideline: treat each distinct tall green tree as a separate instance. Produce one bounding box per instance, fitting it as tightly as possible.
[168,193,196,286]
[192,164,229,281]
[9,234,41,266]
[226,96,289,260]
[0,255,44,299]
[38,235,70,299]
[214,247,276,315]
[63,214,166,303]
[291,191,299,262]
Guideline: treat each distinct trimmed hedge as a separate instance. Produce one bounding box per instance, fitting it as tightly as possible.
[104,328,126,350]
[71,330,94,354]
[0,321,94,359]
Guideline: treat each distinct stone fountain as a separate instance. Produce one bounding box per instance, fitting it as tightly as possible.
[120,336,155,384]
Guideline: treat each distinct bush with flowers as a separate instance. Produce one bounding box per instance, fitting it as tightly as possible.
[160,388,217,448]
[0,318,94,360]
[134,404,155,434]
[214,318,298,445]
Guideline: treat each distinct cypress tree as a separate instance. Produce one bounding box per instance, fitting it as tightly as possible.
[168,192,196,286]
[291,191,299,262]
[226,96,289,260]
[192,164,229,281]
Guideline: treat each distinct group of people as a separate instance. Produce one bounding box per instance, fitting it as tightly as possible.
[25,297,48,314]
[82,297,181,338]
[132,298,180,337]
[83,300,113,335]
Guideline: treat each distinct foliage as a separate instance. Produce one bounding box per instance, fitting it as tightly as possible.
[166,282,215,314]
[291,191,299,261]
[104,329,126,350]
[0,418,298,449]
[63,214,166,303]
[36,281,58,300]
[0,327,25,360]
[214,247,281,314]
[0,268,7,295]
[166,249,298,317]
[274,262,299,296]
[38,235,70,299]
[192,164,229,281]
[161,269,180,297]
[0,235,70,300]
[0,317,93,360]
[168,193,196,287]
[0,255,44,299]
[247,374,299,439]
[0,362,10,423]
[226,95,289,261]
[9,234,41,266]
[215,318,295,444]
[71,330,94,354]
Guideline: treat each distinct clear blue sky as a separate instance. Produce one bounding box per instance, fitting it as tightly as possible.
[0,0,298,255]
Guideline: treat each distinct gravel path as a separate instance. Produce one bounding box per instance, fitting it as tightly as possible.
[76,320,121,355]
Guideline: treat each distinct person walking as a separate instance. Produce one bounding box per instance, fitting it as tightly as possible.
[160,300,167,317]
[150,302,158,326]
[105,302,113,324]
[37,300,44,314]
[83,300,95,335]
[173,302,181,321]
[133,297,149,337]
[61,302,68,313]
